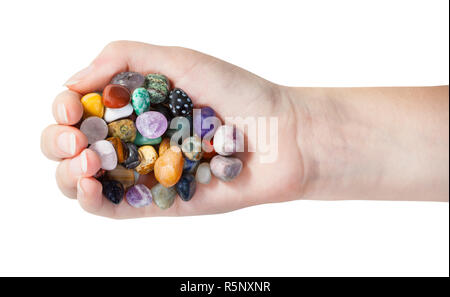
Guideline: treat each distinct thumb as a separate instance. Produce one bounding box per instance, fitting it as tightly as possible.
[63,41,191,94]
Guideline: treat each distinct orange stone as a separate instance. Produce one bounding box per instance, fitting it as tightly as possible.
[158,138,171,156]
[154,146,184,188]
[107,136,128,163]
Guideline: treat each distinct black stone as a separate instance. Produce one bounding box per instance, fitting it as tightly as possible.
[168,88,194,117]
[122,142,140,169]
[102,180,124,204]
[150,104,173,123]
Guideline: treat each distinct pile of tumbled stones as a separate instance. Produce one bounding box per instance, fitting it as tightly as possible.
[78,72,243,209]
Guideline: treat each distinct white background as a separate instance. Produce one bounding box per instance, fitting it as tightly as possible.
[0,0,448,276]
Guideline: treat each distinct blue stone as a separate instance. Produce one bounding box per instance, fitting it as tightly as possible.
[175,173,196,201]
[183,158,199,174]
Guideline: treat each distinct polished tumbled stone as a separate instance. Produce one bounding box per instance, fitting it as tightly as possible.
[103,84,131,108]
[181,135,203,161]
[135,111,168,139]
[213,125,244,156]
[131,87,151,115]
[111,71,145,92]
[210,155,243,182]
[176,173,196,202]
[123,142,140,169]
[193,106,219,138]
[195,162,212,184]
[151,183,176,210]
[106,165,135,189]
[135,145,158,175]
[81,93,104,118]
[80,116,108,144]
[102,180,124,204]
[154,146,184,187]
[90,140,118,170]
[168,88,193,117]
[126,184,152,208]
[183,158,199,174]
[107,119,137,142]
[145,73,170,104]
[104,103,133,123]
[106,137,128,164]
[134,131,162,146]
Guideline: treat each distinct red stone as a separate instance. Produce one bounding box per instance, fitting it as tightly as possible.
[103,84,131,108]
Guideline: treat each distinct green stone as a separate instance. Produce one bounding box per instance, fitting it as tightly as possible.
[145,74,170,104]
[151,183,176,210]
[134,130,162,146]
[131,87,151,115]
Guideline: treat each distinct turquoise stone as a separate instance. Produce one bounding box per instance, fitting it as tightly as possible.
[134,130,162,146]
[131,87,151,115]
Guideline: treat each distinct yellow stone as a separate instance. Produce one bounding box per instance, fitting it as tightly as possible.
[135,145,158,175]
[81,93,104,118]
[159,138,171,156]
[155,146,184,188]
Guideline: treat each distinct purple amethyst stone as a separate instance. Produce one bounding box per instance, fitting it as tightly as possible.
[193,106,218,138]
[126,184,152,208]
[135,111,168,139]
[110,72,145,92]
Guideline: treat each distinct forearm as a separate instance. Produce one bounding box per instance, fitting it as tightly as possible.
[288,86,449,202]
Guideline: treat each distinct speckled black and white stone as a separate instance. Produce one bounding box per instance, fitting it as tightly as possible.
[168,88,194,117]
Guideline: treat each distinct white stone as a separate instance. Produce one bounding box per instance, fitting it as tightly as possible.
[89,140,118,170]
[104,103,133,123]
[195,162,212,184]
[213,125,244,156]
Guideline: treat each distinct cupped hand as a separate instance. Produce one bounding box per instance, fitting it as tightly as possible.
[40,41,304,219]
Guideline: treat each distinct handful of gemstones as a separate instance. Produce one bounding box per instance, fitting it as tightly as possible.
[78,72,244,209]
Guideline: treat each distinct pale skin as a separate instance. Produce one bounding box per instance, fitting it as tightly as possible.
[40,41,449,219]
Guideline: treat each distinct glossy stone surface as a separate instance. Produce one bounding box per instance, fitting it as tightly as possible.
[154,146,184,187]
[193,106,219,138]
[150,104,173,123]
[131,87,151,115]
[126,184,152,208]
[213,125,244,156]
[123,143,140,169]
[183,158,199,174]
[151,183,176,210]
[110,71,145,92]
[195,162,212,184]
[81,93,104,118]
[104,103,133,123]
[107,119,136,142]
[201,139,216,159]
[102,180,124,205]
[94,168,106,181]
[158,138,171,156]
[176,173,196,202]
[210,155,243,182]
[181,135,203,161]
[134,131,162,146]
[90,140,118,170]
[135,145,158,175]
[145,73,170,104]
[135,111,168,139]
[80,116,108,144]
[106,137,128,163]
[106,165,135,189]
[102,84,131,108]
[168,88,193,117]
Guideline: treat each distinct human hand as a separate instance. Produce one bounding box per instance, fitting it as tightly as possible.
[40,41,304,219]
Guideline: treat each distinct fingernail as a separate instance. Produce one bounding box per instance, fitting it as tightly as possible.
[77,178,85,199]
[57,132,77,155]
[80,150,88,174]
[70,150,88,177]
[64,65,93,86]
[58,103,69,124]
